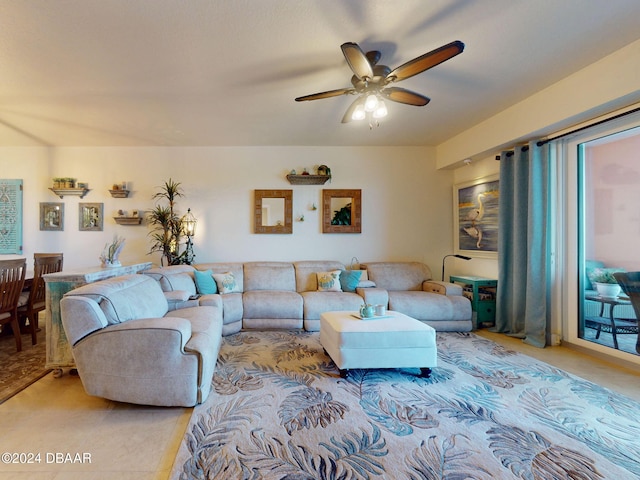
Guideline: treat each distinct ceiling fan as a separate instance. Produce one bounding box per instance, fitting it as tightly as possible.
[295,40,464,124]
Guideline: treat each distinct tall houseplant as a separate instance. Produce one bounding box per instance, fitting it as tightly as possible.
[148,178,188,266]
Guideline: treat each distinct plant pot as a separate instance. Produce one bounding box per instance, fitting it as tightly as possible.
[594,282,621,298]
[102,260,122,268]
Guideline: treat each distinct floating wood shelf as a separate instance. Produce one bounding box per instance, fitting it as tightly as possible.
[113,216,142,225]
[109,189,130,198]
[286,174,331,185]
[49,187,90,199]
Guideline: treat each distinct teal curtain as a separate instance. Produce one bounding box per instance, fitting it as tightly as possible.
[495,141,550,347]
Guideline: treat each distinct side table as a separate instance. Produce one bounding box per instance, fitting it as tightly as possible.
[584,293,637,350]
[449,275,497,329]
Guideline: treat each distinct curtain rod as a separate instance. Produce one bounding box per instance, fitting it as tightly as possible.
[537,105,640,147]
[494,105,640,160]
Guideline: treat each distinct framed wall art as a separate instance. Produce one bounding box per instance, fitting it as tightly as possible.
[0,179,23,254]
[453,174,499,258]
[40,202,64,231]
[322,189,361,233]
[79,203,103,231]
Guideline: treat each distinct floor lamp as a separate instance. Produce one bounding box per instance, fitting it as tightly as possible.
[441,254,471,281]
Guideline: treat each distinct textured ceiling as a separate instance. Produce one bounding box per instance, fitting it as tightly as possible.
[1,0,639,147]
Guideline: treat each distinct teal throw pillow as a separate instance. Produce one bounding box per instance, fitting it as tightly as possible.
[340,269,362,292]
[194,269,217,294]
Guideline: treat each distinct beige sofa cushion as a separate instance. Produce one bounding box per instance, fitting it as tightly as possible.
[363,262,432,291]
[243,262,296,291]
[63,275,168,325]
[293,261,346,292]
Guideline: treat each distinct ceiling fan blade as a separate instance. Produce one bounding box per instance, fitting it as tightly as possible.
[295,88,354,102]
[341,96,365,123]
[341,42,374,81]
[381,87,430,106]
[386,40,464,83]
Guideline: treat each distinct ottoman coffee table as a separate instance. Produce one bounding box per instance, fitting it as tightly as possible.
[320,310,437,378]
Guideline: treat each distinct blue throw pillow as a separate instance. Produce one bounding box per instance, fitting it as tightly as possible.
[340,269,362,292]
[194,269,217,294]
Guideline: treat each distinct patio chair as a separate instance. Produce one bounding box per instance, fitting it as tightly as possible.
[613,271,640,354]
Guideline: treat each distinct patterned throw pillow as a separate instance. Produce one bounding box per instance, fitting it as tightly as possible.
[212,272,240,294]
[194,269,217,294]
[316,270,342,292]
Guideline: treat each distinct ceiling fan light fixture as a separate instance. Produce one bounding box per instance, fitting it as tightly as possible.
[373,99,387,119]
[352,104,366,121]
[364,93,379,112]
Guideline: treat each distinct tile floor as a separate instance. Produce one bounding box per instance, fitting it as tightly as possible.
[0,330,639,479]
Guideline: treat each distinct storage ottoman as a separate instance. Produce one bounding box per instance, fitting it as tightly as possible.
[320,310,437,377]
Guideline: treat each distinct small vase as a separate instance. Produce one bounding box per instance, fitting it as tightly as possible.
[102,260,122,268]
[594,282,621,298]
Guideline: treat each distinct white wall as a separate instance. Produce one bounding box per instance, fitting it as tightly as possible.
[1,146,454,273]
[438,39,640,169]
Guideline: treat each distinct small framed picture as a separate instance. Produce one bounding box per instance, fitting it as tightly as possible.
[79,203,103,231]
[40,202,64,231]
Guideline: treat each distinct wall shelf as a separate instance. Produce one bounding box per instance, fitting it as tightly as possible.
[49,187,90,199]
[286,174,331,185]
[109,189,130,198]
[113,216,142,225]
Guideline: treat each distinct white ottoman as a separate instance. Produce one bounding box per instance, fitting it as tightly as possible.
[320,310,437,377]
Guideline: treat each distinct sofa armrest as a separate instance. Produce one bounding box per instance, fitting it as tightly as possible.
[356,287,389,306]
[198,293,223,309]
[82,316,193,351]
[423,280,463,296]
[164,290,195,311]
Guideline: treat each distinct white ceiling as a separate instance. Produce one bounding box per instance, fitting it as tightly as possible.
[1,0,639,147]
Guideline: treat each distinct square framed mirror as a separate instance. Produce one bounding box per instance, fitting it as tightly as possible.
[322,189,361,233]
[254,189,293,234]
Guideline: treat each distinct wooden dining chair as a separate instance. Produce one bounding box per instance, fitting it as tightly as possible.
[0,258,27,352]
[17,253,64,346]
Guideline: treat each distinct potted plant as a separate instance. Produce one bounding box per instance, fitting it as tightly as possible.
[100,235,125,267]
[588,268,623,298]
[147,178,188,266]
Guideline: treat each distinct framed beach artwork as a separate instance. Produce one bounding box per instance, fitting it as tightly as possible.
[453,174,499,258]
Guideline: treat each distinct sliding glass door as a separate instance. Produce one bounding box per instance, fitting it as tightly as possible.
[562,113,640,363]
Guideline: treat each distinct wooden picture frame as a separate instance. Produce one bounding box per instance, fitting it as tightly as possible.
[322,189,361,233]
[79,203,103,231]
[453,174,499,258]
[40,202,64,231]
[254,189,293,234]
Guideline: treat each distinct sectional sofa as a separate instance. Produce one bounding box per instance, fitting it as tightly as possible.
[143,260,473,333]
[59,260,472,406]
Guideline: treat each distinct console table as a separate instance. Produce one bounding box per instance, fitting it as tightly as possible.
[43,262,152,376]
[449,275,497,329]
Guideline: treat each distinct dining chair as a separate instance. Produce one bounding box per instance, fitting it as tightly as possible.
[0,258,27,352]
[613,271,640,355]
[17,253,64,346]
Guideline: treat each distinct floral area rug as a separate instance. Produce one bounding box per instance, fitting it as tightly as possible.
[171,330,640,479]
[0,326,50,404]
